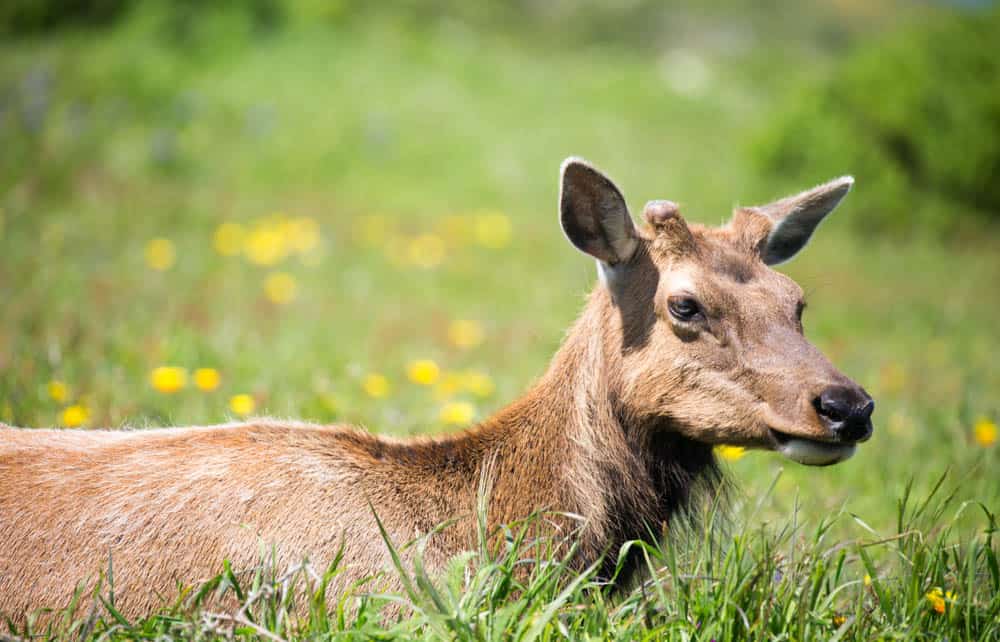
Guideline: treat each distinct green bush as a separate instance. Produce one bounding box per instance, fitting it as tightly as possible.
[754,8,1000,239]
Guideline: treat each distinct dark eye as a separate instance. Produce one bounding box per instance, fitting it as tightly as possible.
[668,296,703,322]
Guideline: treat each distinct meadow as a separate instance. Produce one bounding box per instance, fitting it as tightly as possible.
[1,3,998,639]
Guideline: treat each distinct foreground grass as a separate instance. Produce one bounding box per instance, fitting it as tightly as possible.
[1,5,998,639]
[10,476,999,640]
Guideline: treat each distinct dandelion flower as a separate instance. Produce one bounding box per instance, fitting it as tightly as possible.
[61,404,89,427]
[407,359,440,386]
[716,445,746,461]
[264,272,298,305]
[832,615,846,627]
[363,373,390,398]
[288,217,320,254]
[460,370,494,398]
[150,366,187,393]
[213,222,245,256]
[229,393,255,416]
[925,587,955,614]
[447,319,484,350]
[440,401,476,426]
[973,417,997,447]
[407,234,446,269]
[863,574,872,587]
[474,211,512,249]
[47,380,69,404]
[193,368,221,392]
[244,224,287,266]
[145,238,176,271]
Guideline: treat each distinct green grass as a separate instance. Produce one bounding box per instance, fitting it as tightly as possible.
[1,5,998,639]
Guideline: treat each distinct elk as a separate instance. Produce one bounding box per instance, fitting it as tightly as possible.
[0,158,874,620]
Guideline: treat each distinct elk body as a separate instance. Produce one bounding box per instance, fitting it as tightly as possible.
[0,159,874,620]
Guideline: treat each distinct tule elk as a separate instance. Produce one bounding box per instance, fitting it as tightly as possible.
[0,158,874,619]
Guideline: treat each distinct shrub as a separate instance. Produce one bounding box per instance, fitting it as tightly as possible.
[753,8,1000,239]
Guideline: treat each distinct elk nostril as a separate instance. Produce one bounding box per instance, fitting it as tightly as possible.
[814,386,875,441]
[814,390,850,423]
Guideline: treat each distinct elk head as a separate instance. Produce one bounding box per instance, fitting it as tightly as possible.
[559,157,874,466]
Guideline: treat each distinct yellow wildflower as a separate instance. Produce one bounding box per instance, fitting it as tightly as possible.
[440,401,476,426]
[229,393,255,416]
[460,370,495,398]
[213,222,245,256]
[287,217,320,254]
[447,319,484,350]
[973,417,997,447]
[363,373,390,399]
[407,234,446,268]
[244,223,287,266]
[47,380,69,404]
[264,272,298,305]
[434,372,463,400]
[925,587,956,614]
[474,211,512,249]
[832,615,846,627]
[407,359,440,386]
[145,238,176,271]
[716,445,746,461]
[61,404,89,427]
[150,366,187,394]
[193,368,221,392]
[863,574,872,587]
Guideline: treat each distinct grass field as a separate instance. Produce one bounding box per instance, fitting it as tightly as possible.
[1,4,998,639]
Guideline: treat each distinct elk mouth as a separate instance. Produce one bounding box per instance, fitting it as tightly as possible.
[768,428,856,466]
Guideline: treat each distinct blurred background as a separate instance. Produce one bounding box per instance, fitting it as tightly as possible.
[1,0,997,537]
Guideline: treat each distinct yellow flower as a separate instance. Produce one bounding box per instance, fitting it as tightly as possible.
[363,373,390,399]
[213,222,245,256]
[47,380,69,404]
[193,368,221,392]
[925,587,956,614]
[716,445,746,461]
[150,366,187,393]
[407,234,446,269]
[474,211,512,249]
[863,573,872,587]
[832,615,846,627]
[145,238,176,271]
[407,359,440,386]
[229,393,255,416]
[440,401,476,426]
[447,319,484,350]
[263,272,298,305]
[973,417,997,447]
[460,370,494,398]
[61,404,89,427]
[244,223,287,266]
[434,372,463,400]
[287,217,320,254]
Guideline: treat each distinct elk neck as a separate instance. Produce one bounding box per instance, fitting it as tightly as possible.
[465,285,720,578]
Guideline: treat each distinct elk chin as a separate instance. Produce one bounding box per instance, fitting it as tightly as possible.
[770,429,856,467]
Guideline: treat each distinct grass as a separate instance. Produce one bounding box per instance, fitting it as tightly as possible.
[1,4,998,639]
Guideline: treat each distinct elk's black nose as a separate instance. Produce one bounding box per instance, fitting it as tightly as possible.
[813,386,874,442]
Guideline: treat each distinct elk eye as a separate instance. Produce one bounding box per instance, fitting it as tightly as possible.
[668,296,703,322]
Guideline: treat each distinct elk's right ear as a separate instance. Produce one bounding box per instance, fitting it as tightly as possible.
[559,157,638,265]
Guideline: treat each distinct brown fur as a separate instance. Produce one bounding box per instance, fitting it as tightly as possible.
[0,162,867,620]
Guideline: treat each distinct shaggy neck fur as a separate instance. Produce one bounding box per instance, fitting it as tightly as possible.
[458,285,721,581]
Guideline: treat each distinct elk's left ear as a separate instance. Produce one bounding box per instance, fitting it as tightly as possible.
[559,157,639,265]
[754,176,854,265]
